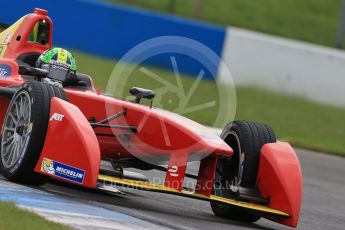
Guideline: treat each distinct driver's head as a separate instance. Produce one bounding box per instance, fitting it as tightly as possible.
[36,47,77,82]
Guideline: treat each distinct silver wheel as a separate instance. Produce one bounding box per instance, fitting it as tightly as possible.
[1,91,32,168]
[1,81,67,186]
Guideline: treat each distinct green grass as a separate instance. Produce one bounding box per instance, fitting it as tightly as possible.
[0,202,71,230]
[74,50,345,156]
[104,0,345,48]
[236,88,345,156]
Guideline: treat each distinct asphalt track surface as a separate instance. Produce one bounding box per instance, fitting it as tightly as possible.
[5,149,345,229]
[12,148,341,230]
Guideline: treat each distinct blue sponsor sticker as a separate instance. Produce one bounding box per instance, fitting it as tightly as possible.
[0,64,12,78]
[41,158,85,184]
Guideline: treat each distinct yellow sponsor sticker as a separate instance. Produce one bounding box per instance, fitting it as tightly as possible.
[41,157,55,175]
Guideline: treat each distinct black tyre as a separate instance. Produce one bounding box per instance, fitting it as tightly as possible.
[0,81,67,185]
[211,120,276,222]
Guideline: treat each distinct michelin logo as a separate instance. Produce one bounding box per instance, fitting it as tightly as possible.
[42,158,85,184]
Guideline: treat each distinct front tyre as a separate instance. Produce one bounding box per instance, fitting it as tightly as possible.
[0,82,67,185]
[211,120,276,222]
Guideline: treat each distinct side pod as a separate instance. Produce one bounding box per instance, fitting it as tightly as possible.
[34,98,101,188]
[257,142,303,227]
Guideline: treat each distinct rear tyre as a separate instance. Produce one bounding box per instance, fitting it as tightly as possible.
[211,120,276,222]
[0,81,67,186]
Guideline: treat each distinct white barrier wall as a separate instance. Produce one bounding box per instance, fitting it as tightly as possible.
[218,27,345,108]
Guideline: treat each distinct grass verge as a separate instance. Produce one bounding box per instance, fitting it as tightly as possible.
[236,87,345,156]
[74,50,345,156]
[104,0,345,48]
[0,201,71,230]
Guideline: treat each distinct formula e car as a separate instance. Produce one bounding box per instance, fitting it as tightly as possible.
[0,9,302,227]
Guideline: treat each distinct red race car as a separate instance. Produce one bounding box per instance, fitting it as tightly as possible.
[0,9,302,228]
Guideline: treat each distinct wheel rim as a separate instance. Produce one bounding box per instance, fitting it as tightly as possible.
[214,131,244,197]
[229,131,244,187]
[1,91,32,168]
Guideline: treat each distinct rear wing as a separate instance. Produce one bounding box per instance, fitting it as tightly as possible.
[0,8,52,60]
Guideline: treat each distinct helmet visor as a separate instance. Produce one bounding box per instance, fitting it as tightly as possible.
[42,64,73,82]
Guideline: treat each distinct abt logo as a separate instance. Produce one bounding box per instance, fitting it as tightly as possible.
[50,113,64,122]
